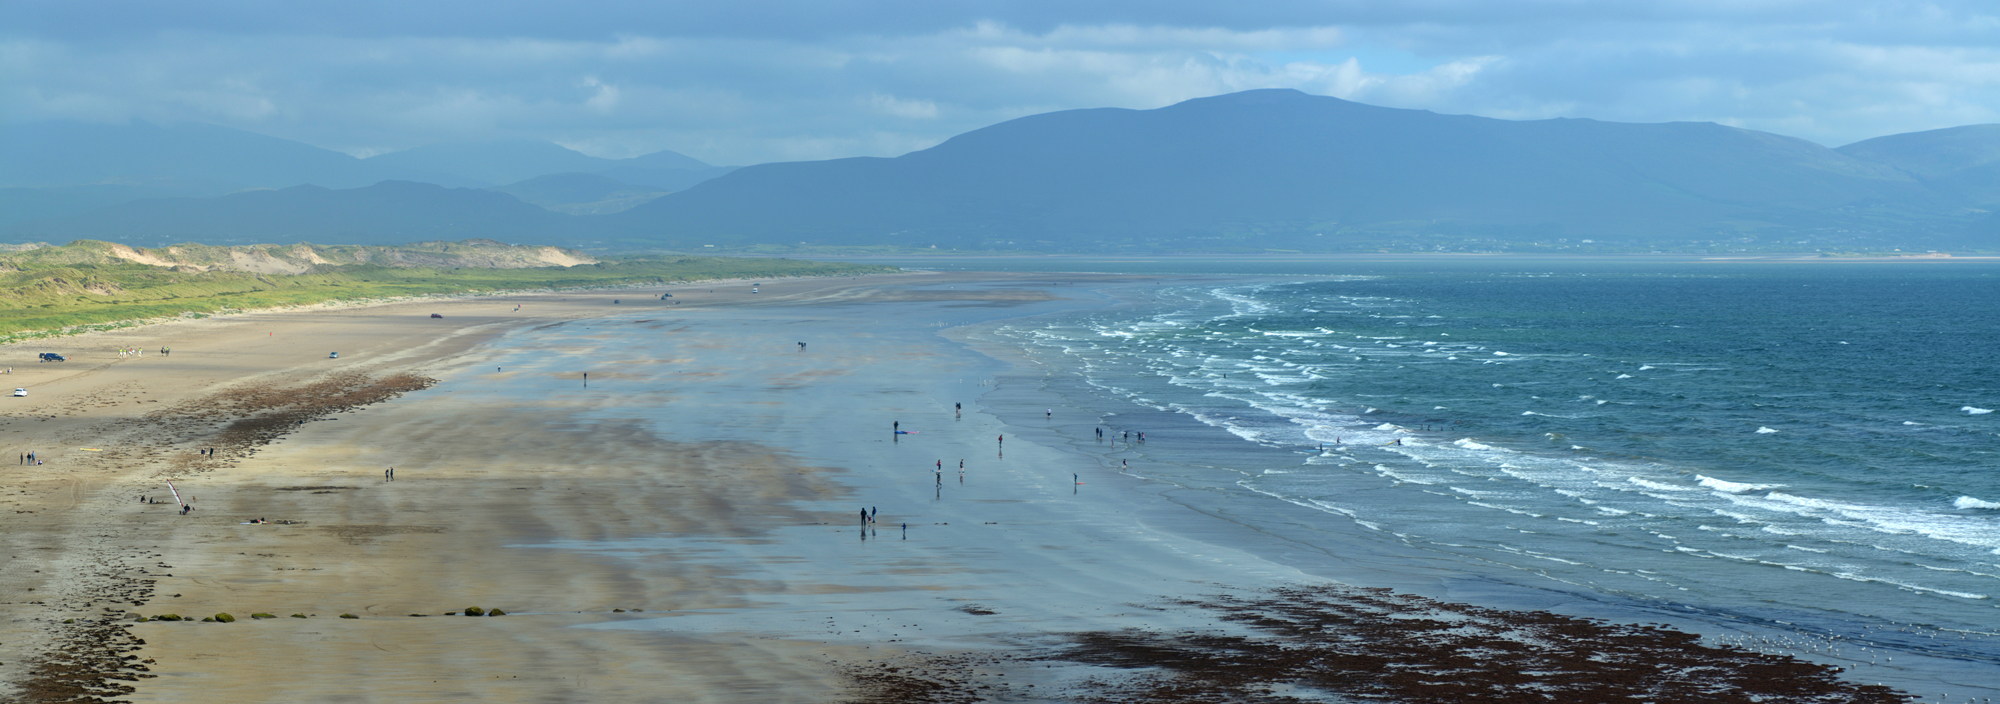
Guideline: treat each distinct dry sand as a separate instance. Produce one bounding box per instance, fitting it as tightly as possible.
[0,273,1000,703]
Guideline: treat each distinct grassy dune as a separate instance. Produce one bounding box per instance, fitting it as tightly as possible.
[0,240,895,339]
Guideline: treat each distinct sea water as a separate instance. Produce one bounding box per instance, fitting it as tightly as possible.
[912,257,2000,689]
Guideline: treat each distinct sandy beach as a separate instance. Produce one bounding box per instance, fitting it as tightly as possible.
[0,274,970,702]
[0,270,1912,703]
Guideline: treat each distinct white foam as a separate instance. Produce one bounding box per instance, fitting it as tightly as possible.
[1373,465,1438,485]
[1638,365,1655,371]
[1829,572,1988,600]
[1493,351,1510,356]
[1954,496,2000,510]
[1964,406,1995,415]
[1373,423,1399,430]
[1453,438,1504,452]
[1697,475,1784,493]
[1626,477,1689,492]
[1755,426,1779,434]
[1615,374,1632,379]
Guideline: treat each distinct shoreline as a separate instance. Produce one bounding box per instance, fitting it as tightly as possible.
[0,270,1923,703]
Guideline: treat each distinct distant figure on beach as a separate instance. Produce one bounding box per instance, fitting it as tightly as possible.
[894,421,899,432]
[1046,408,1052,420]
[1122,459,1127,469]
[798,342,806,351]
[997,435,1003,446]
[1096,427,1102,440]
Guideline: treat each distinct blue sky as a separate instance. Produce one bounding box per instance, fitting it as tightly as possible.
[6,0,2000,164]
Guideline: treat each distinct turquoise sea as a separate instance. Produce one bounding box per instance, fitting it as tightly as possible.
[856,256,2000,694]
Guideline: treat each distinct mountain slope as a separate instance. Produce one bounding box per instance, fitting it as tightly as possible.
[2,181,575,246]
[489,173,667,215]
[1839,124,2000,208]
[362,141,716,186]
[0,121,376,192]
[611,89,1947,251]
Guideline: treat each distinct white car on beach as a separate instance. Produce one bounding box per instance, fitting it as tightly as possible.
[12,388,24,397]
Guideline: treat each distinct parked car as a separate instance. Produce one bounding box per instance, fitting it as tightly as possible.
[329,352,339,359]
[12,388,24,397]
[38,352,64,362]
[430,313,443,319]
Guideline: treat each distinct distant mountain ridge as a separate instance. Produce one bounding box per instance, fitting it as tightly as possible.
[360,139,714,186]
[490,173,668,215]
[0,121,732,223]
[2,181,577,247]
[608,89,1973,251]
[10,92,2000,252]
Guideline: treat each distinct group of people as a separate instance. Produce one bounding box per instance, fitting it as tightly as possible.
[18,450,39,465]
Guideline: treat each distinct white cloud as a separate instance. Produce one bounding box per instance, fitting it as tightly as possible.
[8,3,2000,163]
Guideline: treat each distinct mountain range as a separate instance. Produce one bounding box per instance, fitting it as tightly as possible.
[6,90,2000,252]
[604,89,1987,252]
[0,121,732,228]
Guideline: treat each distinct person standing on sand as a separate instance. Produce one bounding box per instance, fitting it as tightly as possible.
[1046,409,1052,420]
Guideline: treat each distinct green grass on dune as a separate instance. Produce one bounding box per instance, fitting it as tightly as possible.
[0,244,896,340]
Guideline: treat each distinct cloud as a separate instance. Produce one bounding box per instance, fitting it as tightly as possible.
[6,1,2000,164]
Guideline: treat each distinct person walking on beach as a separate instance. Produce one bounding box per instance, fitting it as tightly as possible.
[894,421,899,432]
[1046,408,1052,420]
